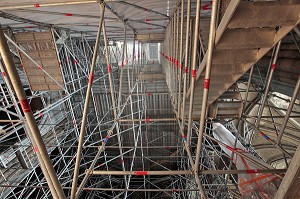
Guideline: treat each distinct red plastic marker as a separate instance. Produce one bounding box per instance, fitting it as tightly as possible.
[134,171,148,176]
[20,99,31,113]
[192,69,196,78]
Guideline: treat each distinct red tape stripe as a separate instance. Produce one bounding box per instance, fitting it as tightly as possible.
[192,69,196,78]
[89,73,94,84]
[204,79,210,89]
[134,171,148,176]
[184,67,188,74]
[65,13,73,16]
[225,145,236,152]
[33,4,40,7]
[107,65,111,73]
[145,118,151,123]
[272,64,276,69]
[20,99,31,113]
[246,169,259,174]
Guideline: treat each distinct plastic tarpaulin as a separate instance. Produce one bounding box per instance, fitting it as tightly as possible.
[213,123,282,199]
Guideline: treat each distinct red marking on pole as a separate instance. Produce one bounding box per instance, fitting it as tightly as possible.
[107,65,111,73]
[27,26,33,28]
[271,64,276,70]
[85,188,91,191]
[106,135,109,139]
[192,69,196,78]
[165,146,170,149]
[33,4,40,7]
[121,61,124,67]
[172,189,178,192]
[180,64,182,69]
[1,72,5,76]
[99,164,103,167]
[184,67,188,73]
[33,146,38,152]
[225,145,236,152]
[88,72,94,84]
[134,171,148,176]
[147,28,152,30]
[144,8,148,11]
[37,65,42,70]
[259,131,271,140]
[246,169,259,174]
[176,60,179,68]
[201,4,210,10]
[120,159,124,163]
[145,19,150,22]
[145,118,151,123]
[74,59,78,64]
[20,99,31,113]
[204,78,210,89]
[65,13,73,16]
[147,92,153,96]
[38,113,43,117]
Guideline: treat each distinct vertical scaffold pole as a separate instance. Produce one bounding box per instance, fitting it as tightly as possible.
[194,0,218,198]
[70,3,105,199]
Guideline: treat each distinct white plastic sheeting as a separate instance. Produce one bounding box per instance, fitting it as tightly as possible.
[213,123,281,199]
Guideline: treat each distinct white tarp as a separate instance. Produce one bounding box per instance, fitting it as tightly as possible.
[213,123,281,199]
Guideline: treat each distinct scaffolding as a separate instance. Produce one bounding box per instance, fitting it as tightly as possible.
[0,0,299,199]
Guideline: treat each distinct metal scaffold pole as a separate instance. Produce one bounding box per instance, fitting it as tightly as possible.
[194,0,218,175]
[70,3,105,199]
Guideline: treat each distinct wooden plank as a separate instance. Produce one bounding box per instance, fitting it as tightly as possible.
[208,24,300,105]
[137,73,165,80]
[212,49,257,64]
[14,31,64,91]
[209,64,245,75]
[218,91,240,100]
[228,2,300,29]
[136,33,165,42]
[215,0,241,44]
[217,28,275,49]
